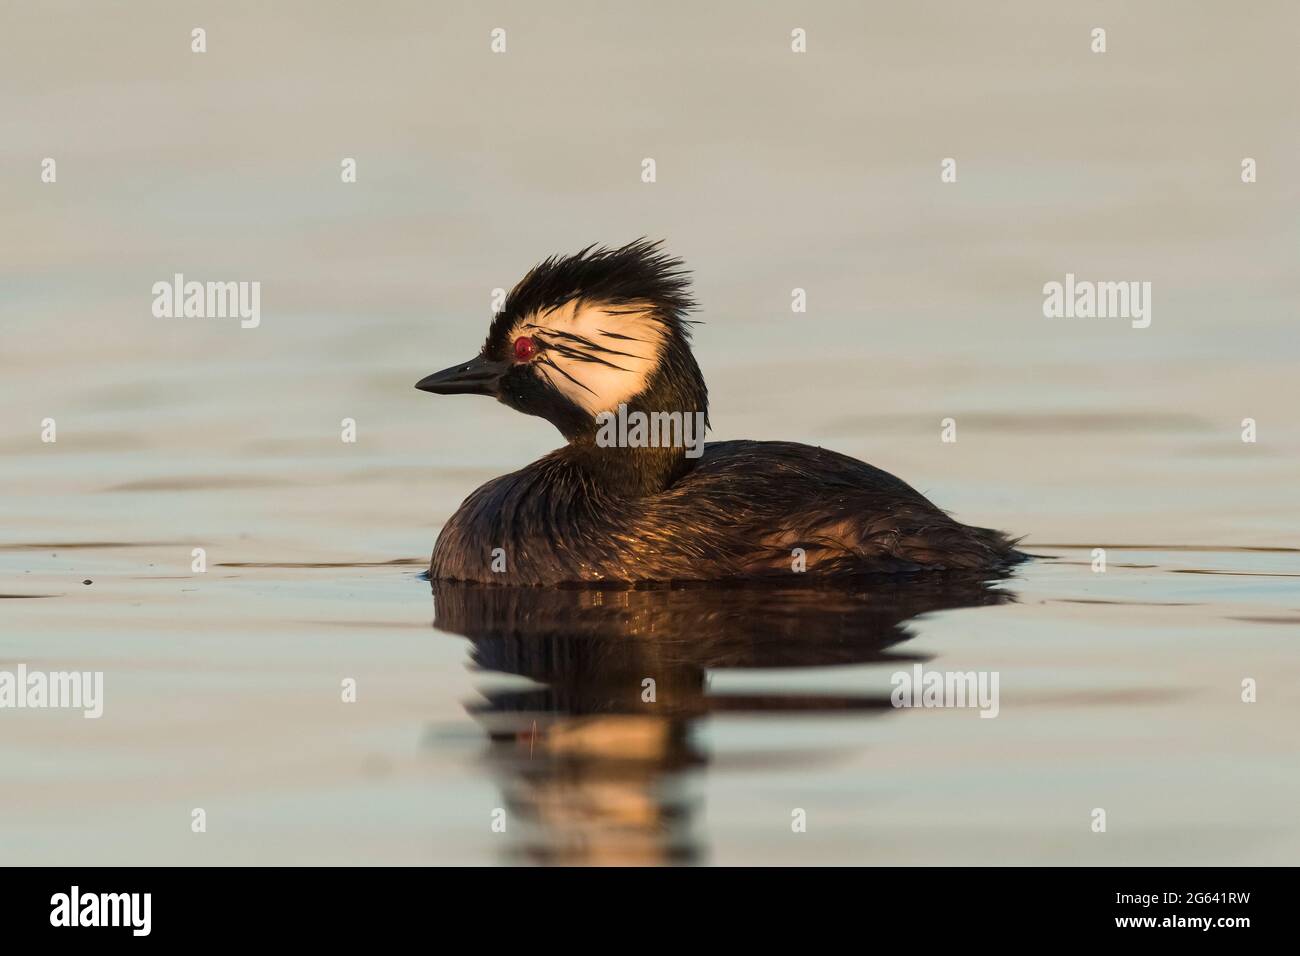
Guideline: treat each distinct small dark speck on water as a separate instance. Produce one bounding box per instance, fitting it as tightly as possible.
[82,579,93,585]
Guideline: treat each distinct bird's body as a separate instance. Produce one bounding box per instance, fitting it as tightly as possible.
[418,240,1023,586]
[431,439,1021,585]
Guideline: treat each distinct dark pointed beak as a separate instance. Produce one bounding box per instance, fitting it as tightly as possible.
[415,354,508,396]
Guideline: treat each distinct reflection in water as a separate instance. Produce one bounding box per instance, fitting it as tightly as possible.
[432,575,1015,864]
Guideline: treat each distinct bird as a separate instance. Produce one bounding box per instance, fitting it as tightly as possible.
[417,239,1024,586]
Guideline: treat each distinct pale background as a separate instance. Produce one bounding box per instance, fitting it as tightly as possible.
[1,1,1297,865]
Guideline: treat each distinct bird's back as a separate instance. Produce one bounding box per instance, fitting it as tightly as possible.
[430,440,1023,585]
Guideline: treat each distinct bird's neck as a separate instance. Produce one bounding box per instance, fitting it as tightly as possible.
[556,358,710,497]
[563,393,709,496]
[562,437,697,498]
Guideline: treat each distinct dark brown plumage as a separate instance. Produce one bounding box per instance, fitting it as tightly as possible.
[418,241,1024,585]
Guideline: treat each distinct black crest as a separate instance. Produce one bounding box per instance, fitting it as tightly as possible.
[485,239,697,354]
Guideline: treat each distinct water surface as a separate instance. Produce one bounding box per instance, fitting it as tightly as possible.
[2,0,1298,865]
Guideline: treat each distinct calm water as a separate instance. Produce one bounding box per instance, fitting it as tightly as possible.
[2,536,1297,864]
[2,1,1298,864]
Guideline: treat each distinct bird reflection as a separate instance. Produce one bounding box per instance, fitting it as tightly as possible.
[431,574,1014,865]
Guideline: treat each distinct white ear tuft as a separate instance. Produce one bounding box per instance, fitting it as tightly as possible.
[512,301,665,414]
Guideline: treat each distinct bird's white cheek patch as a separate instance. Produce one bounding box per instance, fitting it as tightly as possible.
[514,301,665,415]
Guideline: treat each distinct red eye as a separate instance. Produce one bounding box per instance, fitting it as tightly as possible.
[513,335,537,362]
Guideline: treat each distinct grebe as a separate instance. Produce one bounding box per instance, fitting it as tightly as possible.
[417,240,1023,585]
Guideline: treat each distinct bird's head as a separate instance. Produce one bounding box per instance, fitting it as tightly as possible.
[417,240,708,446]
